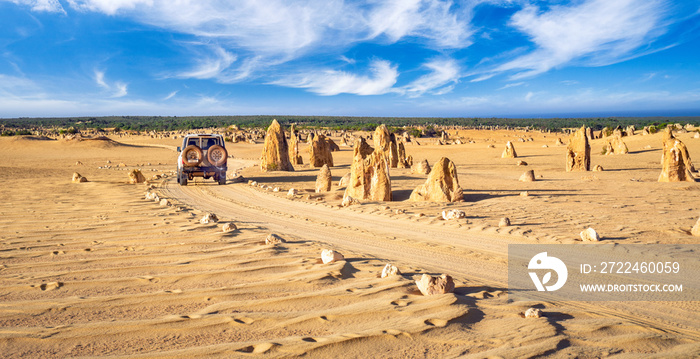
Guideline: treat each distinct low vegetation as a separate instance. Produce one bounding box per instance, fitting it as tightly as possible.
[1,115,698,134]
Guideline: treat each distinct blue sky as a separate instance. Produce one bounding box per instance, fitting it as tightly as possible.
[1,0,699,118]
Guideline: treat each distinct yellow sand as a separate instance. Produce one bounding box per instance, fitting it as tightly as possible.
[0,129,698,358]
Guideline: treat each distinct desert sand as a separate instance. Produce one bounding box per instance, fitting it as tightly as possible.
[1,128,699,358]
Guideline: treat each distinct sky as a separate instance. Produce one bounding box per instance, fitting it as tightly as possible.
[1,0,699,118]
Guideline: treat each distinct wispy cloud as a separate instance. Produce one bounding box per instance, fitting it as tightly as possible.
[400,58,460,97]
[64,0,475,83]
[367,0,473,48]
[66,0,149,15]
[177,45,237,80]
[7,0,66,13]
[476,0,668,80]
[113,82,128,98]
[497,82,525,90]
[163,91,178,100]
[94,69,128,97]
[272,60,398,96]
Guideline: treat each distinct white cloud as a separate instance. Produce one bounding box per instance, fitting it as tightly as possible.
[476,0,667,80]
[113,82,128,98]
[67,0,151,15]
[94,69,128,97]
[94,70,108,88]
[163,91,177,100]
[177,45,237,80]
[400,58,460,97]
[272,59,398,96]
[367,0,472,48]
[6,0,66,13]
[497,82,525,90]
[62,0,475,83]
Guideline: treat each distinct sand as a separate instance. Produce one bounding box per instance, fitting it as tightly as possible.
[0,129,699,358]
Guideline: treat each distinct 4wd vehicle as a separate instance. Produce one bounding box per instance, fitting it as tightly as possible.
[177,134,228,186]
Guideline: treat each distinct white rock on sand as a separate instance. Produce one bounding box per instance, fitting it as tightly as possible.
[222,222,237,232]
[524,308,543,318]
[341,196,360,207]
[691,217,700,237]
[381,264,400,278]
[265,233,285,245]
[580,227,600,241]
[321,249,344,264]
[287,188,298,198]
[442,209,466,220]
[499,217,511,227]
[200,213,219,224]
[415,274,455,296]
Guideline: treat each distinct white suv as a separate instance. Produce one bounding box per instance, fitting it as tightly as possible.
[177,134,228,185]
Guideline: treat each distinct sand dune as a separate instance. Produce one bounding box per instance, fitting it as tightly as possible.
[1,129,699,358]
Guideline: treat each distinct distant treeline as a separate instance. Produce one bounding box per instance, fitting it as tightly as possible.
[1,115,699,133]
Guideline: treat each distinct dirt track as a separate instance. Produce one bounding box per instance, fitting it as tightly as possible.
[160,161,700,342]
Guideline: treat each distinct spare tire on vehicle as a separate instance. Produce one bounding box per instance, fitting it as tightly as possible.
[182,145,203,167]
[207,144,228,167]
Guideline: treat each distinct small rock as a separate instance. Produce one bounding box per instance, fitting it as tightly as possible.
[72,172,88,183]
[287,188,298,197]
[593,165,604,172]
[272,187,280,192]
[524,308,543,318]
[580,227,600,241]
[159,198,171,207]
[222,222,237,232]
[517,160,528,166]
[381,264,400,278]
[265,233,285,245]
[519,170,535,182]
[394,209,406,215]
[128,169,146,184]
[200,213,219,224]
[442,209,466,220]
[691,217,700,237]
[520,191,530,197]
[338,172,351,187]
[415,274,455,296]
[499,217,511,227]
[75,161,83,165]
[341,196,360,207]
[321,249,344,264]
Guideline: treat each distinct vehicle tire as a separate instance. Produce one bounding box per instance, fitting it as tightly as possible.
[207,145,228,167]
[182,145,203,167]
[180,173,188,186]
[218,172,226,185]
